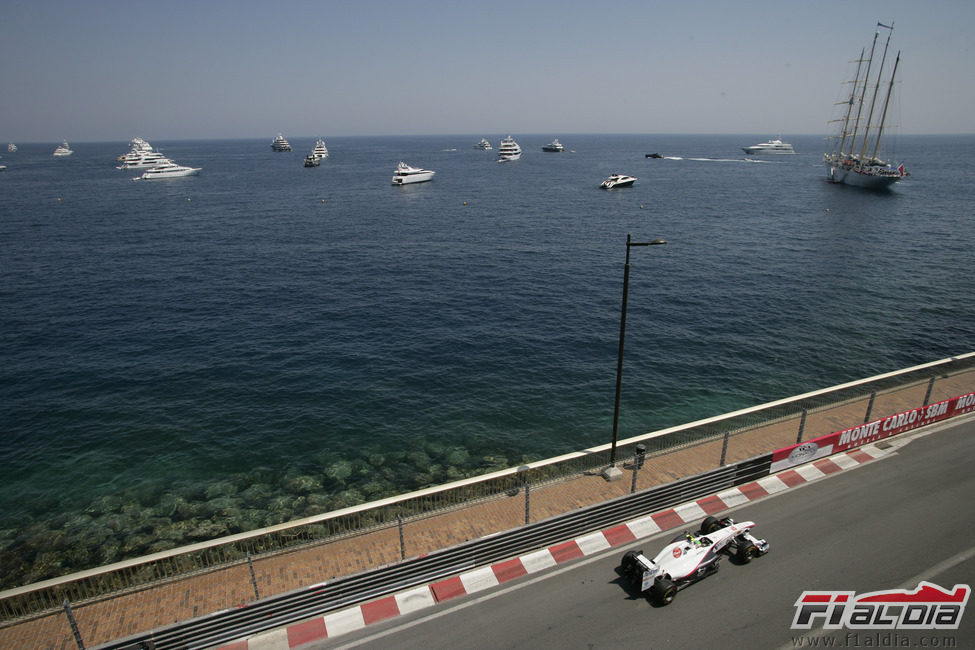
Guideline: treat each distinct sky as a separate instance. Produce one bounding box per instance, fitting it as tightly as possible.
[2,0,973,142]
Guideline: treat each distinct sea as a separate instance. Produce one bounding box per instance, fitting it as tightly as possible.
[2,134,974,588]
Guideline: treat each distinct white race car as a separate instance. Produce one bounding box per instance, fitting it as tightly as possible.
[619,515,769,605]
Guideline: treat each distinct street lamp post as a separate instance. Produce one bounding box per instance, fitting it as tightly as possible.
[603,234,667,481]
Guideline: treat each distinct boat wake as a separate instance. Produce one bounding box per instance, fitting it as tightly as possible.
[661,156,777,164]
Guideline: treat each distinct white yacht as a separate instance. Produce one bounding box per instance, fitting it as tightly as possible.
[742,138,795,155]
[53,141,73,157]
[7,143,16,153]
[391,161,435,185]
[497,135,521,162]
[270,133,292,151]
[134,161,201,180]
[474,138,492,150]
[118,152,172,169]
[116,138,171,168]
[542,138,564,152]
[304,154,320,167]
[311,138,329,159]
[600,173,637,189]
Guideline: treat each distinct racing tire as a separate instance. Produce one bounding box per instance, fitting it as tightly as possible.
[701,515,721,535]
[737,541,757,564]
[621,550,640,577]
[651,578,677,606]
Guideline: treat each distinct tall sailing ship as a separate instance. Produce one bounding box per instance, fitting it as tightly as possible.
[824,22,907,189]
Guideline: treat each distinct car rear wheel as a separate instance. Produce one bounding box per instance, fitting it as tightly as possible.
[651,578,677,606]
[621,550,640,577]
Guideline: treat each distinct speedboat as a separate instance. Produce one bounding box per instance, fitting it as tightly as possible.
[646,153,663,159]
[311,138,329,160]
[133,161,201,180]
[742,138,795,154]
[497,135,521,162]
[53,141,73,157]
[600,173,636,188]
[270,133,292,151]
[392,161,435,185]
[304,154,320,167]
[542,138,564,152]
[474,138,492,150]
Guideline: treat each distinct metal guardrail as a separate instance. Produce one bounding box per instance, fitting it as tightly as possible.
[95,453,773,649]
[2,353,974,625]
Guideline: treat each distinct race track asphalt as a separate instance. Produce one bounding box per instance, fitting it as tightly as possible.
[313,416,975,649]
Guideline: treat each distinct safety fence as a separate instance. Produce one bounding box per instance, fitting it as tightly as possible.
[96,455,776,649]
[1,352,974,625]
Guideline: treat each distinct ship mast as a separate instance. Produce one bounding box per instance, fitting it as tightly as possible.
[835,47,866,158]
[846,29,880,160]
[871,51,900,162]
[859,22,894,161]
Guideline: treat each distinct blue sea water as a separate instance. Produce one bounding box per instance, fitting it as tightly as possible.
[1,134,974,585]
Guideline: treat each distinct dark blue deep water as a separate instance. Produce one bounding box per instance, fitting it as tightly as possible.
[2,134,973,585]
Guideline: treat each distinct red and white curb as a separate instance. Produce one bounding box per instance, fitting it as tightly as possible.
[218,443,892,650]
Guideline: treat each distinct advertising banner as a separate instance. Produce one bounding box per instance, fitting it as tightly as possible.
[770,392,975,473]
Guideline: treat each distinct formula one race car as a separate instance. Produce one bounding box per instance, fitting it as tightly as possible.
[619,515,769,606]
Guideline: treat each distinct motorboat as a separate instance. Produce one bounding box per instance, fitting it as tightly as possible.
[311,138,329,160]
[392,161,435,185]
[742,138,795,155]
[474,138,492,150]
[497,135,521,162]
[600,173,637,189]
[304,154,320,167]
[133,161,201,180]
[824,23,906,189]
[270,133,293,151]
[53,141,73,157]
[542,138,564,152]
[646,153,663,159]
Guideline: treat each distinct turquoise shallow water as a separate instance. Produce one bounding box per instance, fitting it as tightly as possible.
[1,134,973,587]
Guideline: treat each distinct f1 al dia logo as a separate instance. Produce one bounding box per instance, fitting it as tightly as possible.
[792,582,970,630]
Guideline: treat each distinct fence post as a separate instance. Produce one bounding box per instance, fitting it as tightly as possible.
[524,480,531,525]
[719,430,730,466]
[631,444,646,493]
[398,514,406,560]
[864,392,876,423]
[246,552,260,601]
[796,409,807,444]
[923,377,936,406]
[63,600,85,650]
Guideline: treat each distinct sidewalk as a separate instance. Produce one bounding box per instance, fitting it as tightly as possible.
[1,374,970,649]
